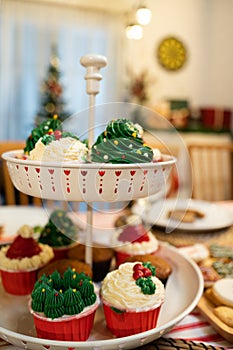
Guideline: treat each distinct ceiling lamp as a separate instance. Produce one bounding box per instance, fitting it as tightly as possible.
[136,5,152,25]
[126,24,143,40]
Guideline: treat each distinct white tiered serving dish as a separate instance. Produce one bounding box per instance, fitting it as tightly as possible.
[0,244,203,350]
[2,150,175,202]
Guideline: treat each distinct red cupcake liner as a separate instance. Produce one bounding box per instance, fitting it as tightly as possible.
[0,268,38,295]
[103,301,162,337]
[115,251,132,267]
[31,301,99,341]
[115,250,157,267]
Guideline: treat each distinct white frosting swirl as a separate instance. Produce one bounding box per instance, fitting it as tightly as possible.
[111,230,159,255]
[101,262,165,311]
[30,137,88,162]
[0,244,54,271]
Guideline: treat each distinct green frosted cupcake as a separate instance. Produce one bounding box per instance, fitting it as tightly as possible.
[29,266,99,341]
[91,118,154,163]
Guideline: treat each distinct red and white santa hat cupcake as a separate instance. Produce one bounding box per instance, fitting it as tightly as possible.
[111,215,159,267]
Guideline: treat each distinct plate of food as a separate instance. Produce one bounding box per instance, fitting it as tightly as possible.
[141,199,233,232]
[198,277,233,343]
[0,243,203,350]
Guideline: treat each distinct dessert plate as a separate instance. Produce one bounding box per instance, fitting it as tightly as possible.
[0,206,49,245]
[141,199,233,232]
[0,244,204,350]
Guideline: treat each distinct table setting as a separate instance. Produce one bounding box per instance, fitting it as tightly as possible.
[0,54,232,350]
[0,199,232,350]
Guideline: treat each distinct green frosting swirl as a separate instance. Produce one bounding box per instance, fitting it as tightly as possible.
[91,118,153,163]
[31,283,52,312]
[98,119,143,143]
[63,288,85,315]
[33,274,49,289]
[44,291,65,319]
[49,270,62,291]
[24,115,62,154]
[39,209,78,247]
[63,267,79,289]
[78,279,96,306]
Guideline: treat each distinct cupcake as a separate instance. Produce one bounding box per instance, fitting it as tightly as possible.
[38,209,79,260]
[101,261,165,337]
[67,243,114,282]
[0,225,54,295]
[91,118,154,164]
[111,215,159,267]
[125,254,172,286]
[30,267,99,341]
[24,114,62,155]
[29,130,88,162]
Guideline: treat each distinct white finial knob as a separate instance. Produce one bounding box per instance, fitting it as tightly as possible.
[80,54,107,95]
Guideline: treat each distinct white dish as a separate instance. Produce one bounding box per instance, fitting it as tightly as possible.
[0,206,49,245]
[141,199,233,232]
[2,150,175,202]
[0,244,204,350]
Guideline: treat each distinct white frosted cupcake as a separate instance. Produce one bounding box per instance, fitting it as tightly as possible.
[111,215,159,267]
[101,261,165,337]
[29,131,88,163]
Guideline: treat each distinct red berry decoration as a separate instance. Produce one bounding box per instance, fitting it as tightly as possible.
[53,130,62,140]
[143,268,152,277]
[133,263,144,272]
[132,262,156,295]
[133,269,144,280]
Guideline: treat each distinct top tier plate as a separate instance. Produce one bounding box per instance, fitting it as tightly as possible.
[2,150,176,202]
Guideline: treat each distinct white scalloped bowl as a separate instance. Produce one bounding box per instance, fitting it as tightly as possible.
[2,150,176,202]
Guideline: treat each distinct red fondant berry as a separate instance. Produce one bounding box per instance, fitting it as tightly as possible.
[133,270,144,280]
[143,268,152,277]
[53,130,62,140]
[133,263,144,271]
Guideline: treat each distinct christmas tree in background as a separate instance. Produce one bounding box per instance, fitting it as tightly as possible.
[35,46,71,125]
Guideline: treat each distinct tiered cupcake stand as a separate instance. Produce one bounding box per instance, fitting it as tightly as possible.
[0,55,203,350]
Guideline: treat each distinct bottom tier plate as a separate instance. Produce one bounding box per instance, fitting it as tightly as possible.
[0,244,203,350]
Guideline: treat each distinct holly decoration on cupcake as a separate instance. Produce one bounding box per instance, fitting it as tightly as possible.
[133,262,156,295]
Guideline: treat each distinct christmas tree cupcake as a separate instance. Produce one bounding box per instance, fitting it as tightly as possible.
[29,267,99,341]
[111,215,159,267]
[91,118,154,163]
[0,225,54,295]
[38,209,79,260]
[101,261,165,337]
[24,114,62,154]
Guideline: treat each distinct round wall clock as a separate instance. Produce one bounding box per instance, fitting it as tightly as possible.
[157,36,187,71]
